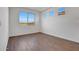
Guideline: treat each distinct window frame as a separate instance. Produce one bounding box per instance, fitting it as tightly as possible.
[27,12,35,24]
[19,11,35,24]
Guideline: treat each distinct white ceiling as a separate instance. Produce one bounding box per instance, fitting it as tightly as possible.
[28,7,49,12]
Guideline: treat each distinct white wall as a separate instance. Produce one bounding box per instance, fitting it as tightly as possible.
[9,7,41,37]
[41,7,79,43]
[0,7,9,51]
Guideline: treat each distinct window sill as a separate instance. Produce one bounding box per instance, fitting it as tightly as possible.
[19,23,35,25]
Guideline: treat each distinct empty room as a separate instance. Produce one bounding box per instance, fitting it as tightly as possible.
[0,7,79,51]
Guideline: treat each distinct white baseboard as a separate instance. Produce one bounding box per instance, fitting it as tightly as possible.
[42,32,79,43]
[9,31,41,37]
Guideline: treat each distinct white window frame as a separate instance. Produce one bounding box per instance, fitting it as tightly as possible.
[19,11,35,24]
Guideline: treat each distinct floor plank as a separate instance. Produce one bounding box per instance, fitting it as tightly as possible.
[7,33,79,51]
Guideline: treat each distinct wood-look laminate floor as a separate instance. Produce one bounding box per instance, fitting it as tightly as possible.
[7,33,79,51]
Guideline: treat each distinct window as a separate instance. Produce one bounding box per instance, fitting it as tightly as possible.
[28,13,35,23]
[58,7,65,15]
[58,7,65,12]
[19,11,28,23]
[19,11,35,24]
[49,10,54,16]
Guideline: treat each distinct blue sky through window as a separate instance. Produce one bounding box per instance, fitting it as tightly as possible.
[19,11,35,23]
[58,7,65,12]
[49,10,54,16]
[19,11,28,23]
[28,13,35,23]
